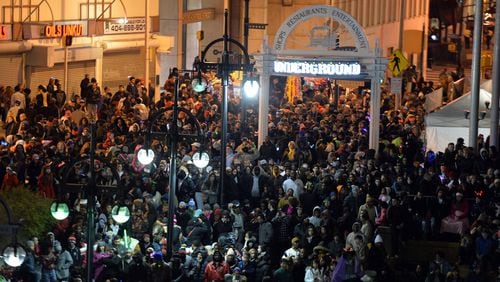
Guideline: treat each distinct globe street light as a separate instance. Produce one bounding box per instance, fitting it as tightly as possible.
[2,245,26,267]
[191,76,208,93]
[192,151,210,169]
[50,201,70,220]
[50,122,130,282]
[138,77,209,260]
[194,9,259,204]
[137,148,155,165]
[111,204,131,224]
[243,79,259,98]
[0,196,25,268]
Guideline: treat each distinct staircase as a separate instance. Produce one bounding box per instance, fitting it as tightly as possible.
[425,66,472,88]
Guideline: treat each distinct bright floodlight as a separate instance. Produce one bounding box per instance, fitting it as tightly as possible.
[243,80,259,98]
[191,77,207,93]
[50,202,70,220]
[111,205,131,224]
[2,245,26,267]
[192,152,210,168]
[137,148,155,165]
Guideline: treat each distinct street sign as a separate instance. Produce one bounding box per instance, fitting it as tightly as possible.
[388,49,409,77]
[391,77,402,94]
[248,23,268,30]
[183,8,215,24]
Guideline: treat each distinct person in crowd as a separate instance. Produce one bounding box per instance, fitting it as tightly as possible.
[440,192,470,235]
[54,243,73,282]
[204,249,230,282]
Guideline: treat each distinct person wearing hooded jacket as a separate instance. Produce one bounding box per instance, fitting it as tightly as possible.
[204,250,230,282]
[55,244,73,282]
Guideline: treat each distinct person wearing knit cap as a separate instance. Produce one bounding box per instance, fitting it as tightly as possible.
[150,251,172,282]
[67,236,83,271]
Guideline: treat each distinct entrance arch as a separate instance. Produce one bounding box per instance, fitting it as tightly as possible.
[255,5,386,152]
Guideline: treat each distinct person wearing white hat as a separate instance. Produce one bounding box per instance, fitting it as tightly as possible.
[365,234,387,278]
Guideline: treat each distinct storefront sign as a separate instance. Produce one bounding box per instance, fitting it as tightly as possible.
[43,23,85,37]
[183,8,215,24]
[104,18,146,34]
[273,60,361,76]
[0,25,11,40]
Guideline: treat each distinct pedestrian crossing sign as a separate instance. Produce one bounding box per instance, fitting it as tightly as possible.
[388,49,409,77]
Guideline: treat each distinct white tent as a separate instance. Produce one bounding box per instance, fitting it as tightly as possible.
[425,80,496,152]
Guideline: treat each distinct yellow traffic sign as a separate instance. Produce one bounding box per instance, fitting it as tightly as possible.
[388,49,409,77]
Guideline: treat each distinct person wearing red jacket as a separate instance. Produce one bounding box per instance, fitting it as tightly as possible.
[204,250,230,282]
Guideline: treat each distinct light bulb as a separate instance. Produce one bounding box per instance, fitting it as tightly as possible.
[243,80,259,98]
[191,77,207,93]
[50,202,70,220]
[192,152,210,168]
[111,205,130,224]
[2,245,26,267]
[137,148,155,165]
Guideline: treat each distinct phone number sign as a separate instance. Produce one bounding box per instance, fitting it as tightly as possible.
[104,18,146,34]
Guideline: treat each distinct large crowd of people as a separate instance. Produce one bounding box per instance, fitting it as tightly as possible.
[0,68,498,282]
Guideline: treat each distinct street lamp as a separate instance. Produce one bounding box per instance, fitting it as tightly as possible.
[137,148,155,166]
[243,79,259,98]
[191,73,209,93]
[0,196,26,268]
[51,122,130,282]
[111,204,131,224]
[50,201,70,220]
[2,244,26,267]
[138,77,209,260]
[194,9,259,204]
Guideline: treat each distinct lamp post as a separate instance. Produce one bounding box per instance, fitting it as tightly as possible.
[137,78,209,260]
[0,196,26,268]
[50,122,130,282]
[470,0,484,150]
[193,9,259,205]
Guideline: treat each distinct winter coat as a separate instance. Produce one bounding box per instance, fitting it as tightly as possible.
[56,250,74,279]
[204,261,230,282]
[258,221,273,247]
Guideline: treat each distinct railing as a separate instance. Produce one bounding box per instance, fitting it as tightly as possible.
[425,77,468,113]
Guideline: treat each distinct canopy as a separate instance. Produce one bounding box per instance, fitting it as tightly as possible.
[425,80,496,152]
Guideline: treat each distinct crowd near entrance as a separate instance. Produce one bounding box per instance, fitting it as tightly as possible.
[0,5,498,282]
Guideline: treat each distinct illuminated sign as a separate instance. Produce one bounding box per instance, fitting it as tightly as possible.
[104,18,146,34]
[0,25,11,40]
[273,60,361,76]
[44,24,84,37]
